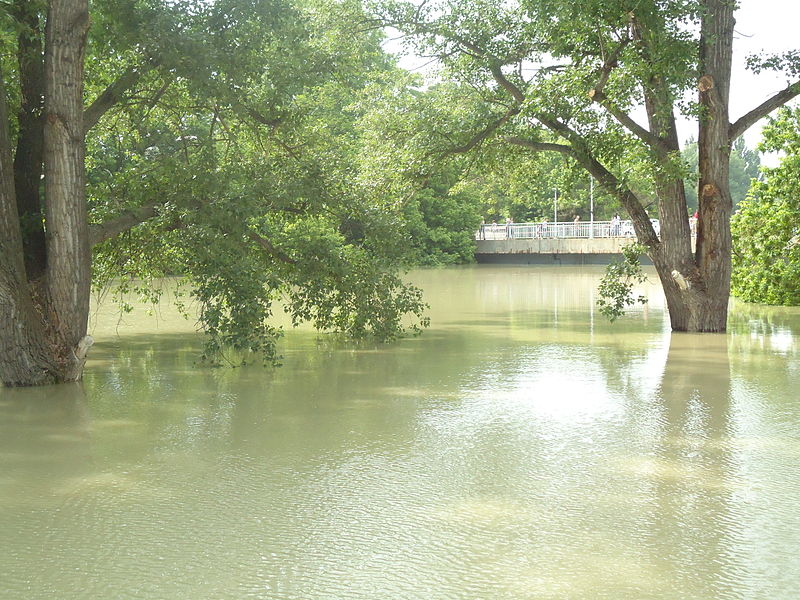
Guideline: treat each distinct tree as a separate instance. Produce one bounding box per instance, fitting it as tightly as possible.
[0,0,427,387]
[682,137,760,212]
[1,0,91,386]
[401,165,483,265]
[731,106,800,305]
[375,0,800,332]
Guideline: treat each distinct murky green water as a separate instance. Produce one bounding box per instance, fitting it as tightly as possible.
[2,266,800,599]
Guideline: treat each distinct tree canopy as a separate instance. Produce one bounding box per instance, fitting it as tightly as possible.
[0,0,429,385]
[85,0,432,362]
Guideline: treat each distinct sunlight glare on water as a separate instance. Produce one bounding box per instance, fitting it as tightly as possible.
[1,266,799,599]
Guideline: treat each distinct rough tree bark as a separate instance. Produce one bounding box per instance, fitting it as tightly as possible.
[0,0,93,386]
[42,0,93,378]
[690,0,735,331]
[0,63,60,386]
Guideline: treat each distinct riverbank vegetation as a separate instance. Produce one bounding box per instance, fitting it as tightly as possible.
[732,107,800,305]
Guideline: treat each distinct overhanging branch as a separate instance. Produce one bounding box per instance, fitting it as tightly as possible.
[89,202,161,246]
[503,136,575,157]
[589,90,669,154]
[535,114,659,248]
[447,107,520,154]
[83,62,157,135]
[247,231,296,265]
[729,80,800,141]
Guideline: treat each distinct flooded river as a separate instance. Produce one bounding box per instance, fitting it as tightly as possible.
[2,266,799,599]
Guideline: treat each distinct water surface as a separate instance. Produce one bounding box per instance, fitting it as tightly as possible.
[2,266,799,599]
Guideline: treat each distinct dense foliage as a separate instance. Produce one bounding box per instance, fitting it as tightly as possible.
[2,0,432,372]
[731,107,800,305]
[400,166,482,266]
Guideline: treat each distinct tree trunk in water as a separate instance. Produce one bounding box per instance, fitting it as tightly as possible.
[693,0,734,332]
[650,263,729,332]
[0,66,59,386]
[42,0,92,376]
[0,0,92,387]
[644,0,734,333]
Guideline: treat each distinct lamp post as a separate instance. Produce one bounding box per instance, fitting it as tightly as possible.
[589,177,594,238]
[553,188,558,226]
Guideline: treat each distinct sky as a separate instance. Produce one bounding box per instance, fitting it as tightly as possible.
[728,0,799,161]
[385,0,799,166]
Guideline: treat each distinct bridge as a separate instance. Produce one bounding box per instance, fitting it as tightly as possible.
[475,220,684,265]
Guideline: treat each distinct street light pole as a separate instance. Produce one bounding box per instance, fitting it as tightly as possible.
[589,177,594,238]
[553,188,558,225]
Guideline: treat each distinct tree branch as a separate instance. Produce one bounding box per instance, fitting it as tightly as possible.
[446,107,520,154]
[489,64,526,104]
[588,37,630,99]
[585,37,669,152]
[247,231,296,265]
[589,91,670,153]
[503,136,576,157]
[729,80,800,141]
[535,114,659,247]
[83,64,153,135]
[89,202,161,246]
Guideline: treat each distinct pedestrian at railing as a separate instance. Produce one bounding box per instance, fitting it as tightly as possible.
[610,214,621,236]
[505,217,514,239]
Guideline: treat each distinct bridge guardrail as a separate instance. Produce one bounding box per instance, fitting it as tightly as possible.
[476,220,663,240]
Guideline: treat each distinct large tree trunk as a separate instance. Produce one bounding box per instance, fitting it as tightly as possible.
[0,65,58,386]
[0,0,92,387]
[693,0,734,330]
[42,0,93,377]
[639,0,734,333]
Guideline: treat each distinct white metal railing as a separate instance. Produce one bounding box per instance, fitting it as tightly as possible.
[476,220,657,240]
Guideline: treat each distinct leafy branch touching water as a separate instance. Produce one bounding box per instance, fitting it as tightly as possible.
[597,243,649,322]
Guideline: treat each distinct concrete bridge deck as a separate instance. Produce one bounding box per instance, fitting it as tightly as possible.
[476,236,652,264]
